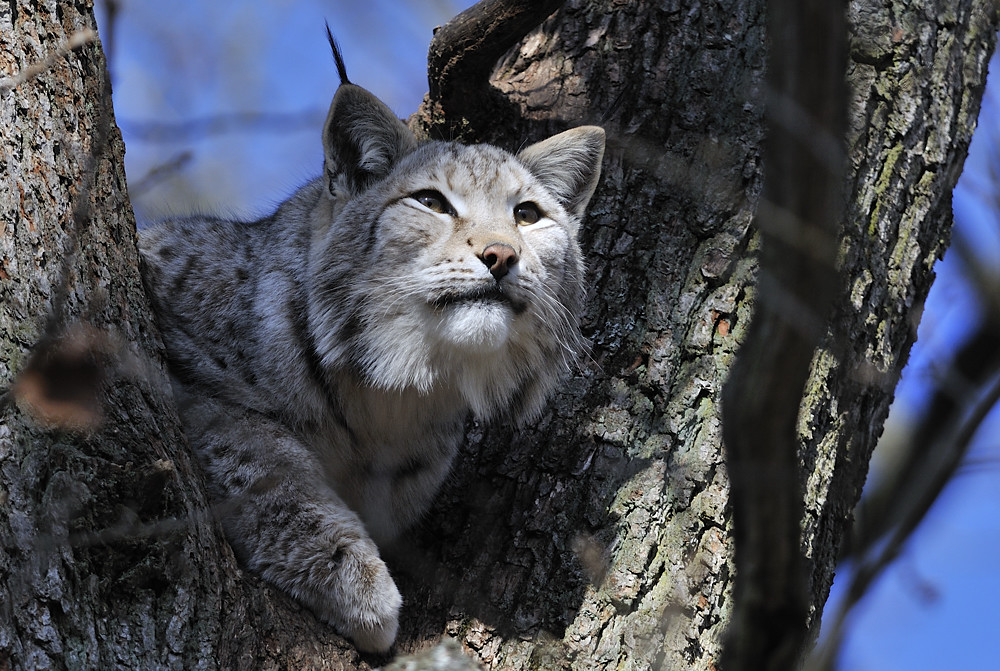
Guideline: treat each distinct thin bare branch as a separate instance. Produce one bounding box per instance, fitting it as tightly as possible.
[0,29,97,93]
[128,151,194,197]
[119,109,326,143]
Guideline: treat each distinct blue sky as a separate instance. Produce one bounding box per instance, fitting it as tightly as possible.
[101,0,473,220]
[95,2,1000,668]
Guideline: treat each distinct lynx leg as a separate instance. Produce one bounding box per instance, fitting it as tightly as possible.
[177,393,401,653]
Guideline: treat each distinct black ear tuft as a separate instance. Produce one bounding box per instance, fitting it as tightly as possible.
[324,22,350,86]
[319,31,416,196]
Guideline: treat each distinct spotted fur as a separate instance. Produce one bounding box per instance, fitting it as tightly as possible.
[139,72,604,652]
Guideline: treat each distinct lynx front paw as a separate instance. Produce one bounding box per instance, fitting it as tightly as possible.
[346,609,400,655]
[320,539,403,654]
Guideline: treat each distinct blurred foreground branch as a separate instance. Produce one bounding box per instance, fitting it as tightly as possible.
[721,1,847,669]
[0,28,96,92]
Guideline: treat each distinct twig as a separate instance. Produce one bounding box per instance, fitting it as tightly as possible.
[0,29,97,93]
[119,109,327,143]
[128,151,194,197]
[45,32,114,339]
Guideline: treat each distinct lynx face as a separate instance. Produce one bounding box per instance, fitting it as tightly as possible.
[384,150,551,350]
[309,86,604,420]
[327,143,584,399]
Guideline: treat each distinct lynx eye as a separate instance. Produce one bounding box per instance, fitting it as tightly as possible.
[514,202,542,225]
[411,190,453,215]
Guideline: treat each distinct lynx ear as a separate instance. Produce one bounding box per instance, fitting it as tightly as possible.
[322,84,417,195]
[517,126,606,219]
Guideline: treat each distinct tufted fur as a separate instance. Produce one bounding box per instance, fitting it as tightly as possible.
[139,67,604,653]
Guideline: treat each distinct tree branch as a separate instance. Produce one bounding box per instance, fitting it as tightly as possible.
[424,0,564,138]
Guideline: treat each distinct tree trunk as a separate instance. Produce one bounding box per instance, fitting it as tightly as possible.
[1,2,368,669]
[401,0,998,669]
[0,1,996,671]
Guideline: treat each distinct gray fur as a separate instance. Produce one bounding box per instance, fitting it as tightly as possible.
[139,79,604,653]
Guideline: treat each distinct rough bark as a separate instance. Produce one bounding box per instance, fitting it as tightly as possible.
[0,1,996,671]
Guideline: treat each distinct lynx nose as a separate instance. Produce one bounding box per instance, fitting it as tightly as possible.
[479,243,519,280]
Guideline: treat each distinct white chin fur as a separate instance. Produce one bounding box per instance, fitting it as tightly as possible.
[435,301,512,350]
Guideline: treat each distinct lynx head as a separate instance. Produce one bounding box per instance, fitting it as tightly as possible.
[307,80,604,422]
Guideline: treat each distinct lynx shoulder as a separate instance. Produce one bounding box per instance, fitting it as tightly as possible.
[139,40,604,654]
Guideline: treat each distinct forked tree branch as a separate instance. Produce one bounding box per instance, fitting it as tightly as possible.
[424,0,564,137]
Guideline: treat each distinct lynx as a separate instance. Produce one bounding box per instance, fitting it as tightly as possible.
[139,41,604,653]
